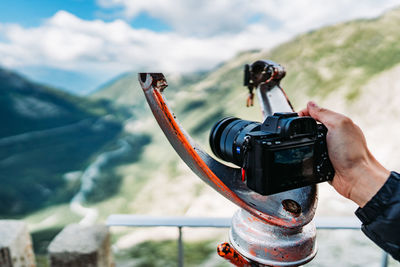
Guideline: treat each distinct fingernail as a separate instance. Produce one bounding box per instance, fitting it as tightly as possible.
[309,101,318,108]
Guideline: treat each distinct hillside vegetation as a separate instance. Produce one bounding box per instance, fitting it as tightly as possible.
[92,8,400,169]
[0,69,150,216]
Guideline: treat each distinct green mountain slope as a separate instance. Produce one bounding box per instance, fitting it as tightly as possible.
[91,72,207,106]
[267,7,400,102]
[93,7,400,144]
[0,69,126,215]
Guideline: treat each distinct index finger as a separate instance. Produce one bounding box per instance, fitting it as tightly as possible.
[298,108,310,117]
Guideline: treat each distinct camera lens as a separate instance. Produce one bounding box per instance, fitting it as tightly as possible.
[209,117,260,166]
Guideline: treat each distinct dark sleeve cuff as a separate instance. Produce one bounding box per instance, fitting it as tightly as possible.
[355,171,400,224]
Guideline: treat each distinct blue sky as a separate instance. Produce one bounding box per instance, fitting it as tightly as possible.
[0,0,399,94]
[0,0,171,32]
[0,0,98,26]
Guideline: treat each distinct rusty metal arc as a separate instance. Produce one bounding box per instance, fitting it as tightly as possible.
[138,72,317,229]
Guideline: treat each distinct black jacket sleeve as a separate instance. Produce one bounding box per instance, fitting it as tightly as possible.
[355,171,400,261]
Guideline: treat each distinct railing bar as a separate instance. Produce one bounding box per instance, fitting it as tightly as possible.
[106,215,391,267]
[381,251,389,267]
[106,215,231,228]
[106,225,231,228]
[106,215,362,229]
[316,227,360,230]
[105,226,360,230]
[178,226,184,267]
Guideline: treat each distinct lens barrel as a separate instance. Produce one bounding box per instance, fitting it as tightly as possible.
[209,117,260,166]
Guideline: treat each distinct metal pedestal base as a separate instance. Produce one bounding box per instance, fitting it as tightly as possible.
[230,209,317,267]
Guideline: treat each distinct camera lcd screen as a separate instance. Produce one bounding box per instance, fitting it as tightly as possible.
[272,145,314,182]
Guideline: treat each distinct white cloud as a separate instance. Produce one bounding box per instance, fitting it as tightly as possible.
[97,0,255,36]
[253,0,400,34]
[0,1,399,93]
[0,10,286,76]
[97,0,400,36]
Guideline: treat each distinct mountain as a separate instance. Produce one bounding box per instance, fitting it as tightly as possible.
[91,72,208,106]
[0,68,136,215]
[15,66,105,96]
[93,7,400,143]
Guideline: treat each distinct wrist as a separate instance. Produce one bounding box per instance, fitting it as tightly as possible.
[348,156,390,208]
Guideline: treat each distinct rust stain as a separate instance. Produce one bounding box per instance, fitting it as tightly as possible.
[150,73,168,92]
[246,215,262,223]
[270,247,281,257]
[249,247,257,257]
[217,242,250,267]
[282,199,302,217]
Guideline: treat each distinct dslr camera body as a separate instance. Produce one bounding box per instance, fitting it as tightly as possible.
[210,112,334,195]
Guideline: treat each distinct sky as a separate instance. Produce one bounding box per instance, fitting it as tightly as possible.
[0,0,399,94]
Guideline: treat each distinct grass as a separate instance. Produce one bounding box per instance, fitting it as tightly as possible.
[264,10,400,102]
[31,227,64,255]
[24,204,81,231]
[115,239,221,267]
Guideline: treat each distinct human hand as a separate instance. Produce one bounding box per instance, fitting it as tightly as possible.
[299,101,390,207]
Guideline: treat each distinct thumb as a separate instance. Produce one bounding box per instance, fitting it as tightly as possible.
[306,101,335,125]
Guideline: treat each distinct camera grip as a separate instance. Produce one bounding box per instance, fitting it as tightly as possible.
[315,124,335,181]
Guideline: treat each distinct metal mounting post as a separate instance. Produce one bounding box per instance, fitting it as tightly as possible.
[178,226,183,267]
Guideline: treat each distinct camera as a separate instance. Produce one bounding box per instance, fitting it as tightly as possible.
[209,112,335,195]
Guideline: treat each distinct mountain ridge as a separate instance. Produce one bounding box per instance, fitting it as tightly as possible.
[0,67,127,215]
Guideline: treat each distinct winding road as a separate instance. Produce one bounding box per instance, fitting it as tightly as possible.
[70,138,131,225]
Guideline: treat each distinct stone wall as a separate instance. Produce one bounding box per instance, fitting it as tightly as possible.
[0,220,36,267]
[0,220,113,267]
[48,224,113,267]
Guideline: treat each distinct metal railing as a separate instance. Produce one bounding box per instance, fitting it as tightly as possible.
[107,215,389,267]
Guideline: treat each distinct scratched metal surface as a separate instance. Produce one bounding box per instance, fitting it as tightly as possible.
[138,72,317,229]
